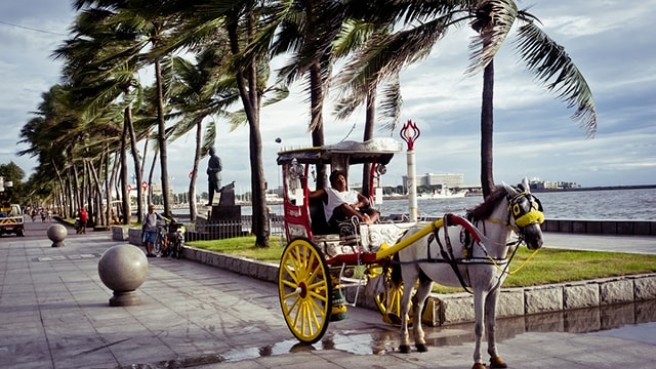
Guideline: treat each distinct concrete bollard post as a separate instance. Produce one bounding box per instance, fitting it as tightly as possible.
[98,244,148,306]
[47,224,67,247]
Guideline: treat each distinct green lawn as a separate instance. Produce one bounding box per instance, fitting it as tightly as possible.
[187,236,656,290]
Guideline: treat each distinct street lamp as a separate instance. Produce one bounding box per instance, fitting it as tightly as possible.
[275,138,283,196]
[275,138,284,246]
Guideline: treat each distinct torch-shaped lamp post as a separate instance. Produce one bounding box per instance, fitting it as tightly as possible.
[400,120,420,222]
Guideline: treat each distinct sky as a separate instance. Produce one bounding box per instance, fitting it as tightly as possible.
[1,1,655,195]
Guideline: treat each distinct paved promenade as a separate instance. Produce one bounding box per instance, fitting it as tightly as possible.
[0,220,655,369]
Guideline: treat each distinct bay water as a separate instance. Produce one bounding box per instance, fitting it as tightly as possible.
[257,188,656,220]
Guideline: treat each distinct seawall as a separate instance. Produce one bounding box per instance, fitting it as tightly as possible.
[542,218,656,236]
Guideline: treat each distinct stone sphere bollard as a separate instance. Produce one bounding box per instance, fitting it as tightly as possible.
[47,223,67,247]
[98,244,148,306]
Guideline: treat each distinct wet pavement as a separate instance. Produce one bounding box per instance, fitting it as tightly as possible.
[0,219,655,368]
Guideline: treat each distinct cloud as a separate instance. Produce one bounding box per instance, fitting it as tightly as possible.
[1,0,655,192]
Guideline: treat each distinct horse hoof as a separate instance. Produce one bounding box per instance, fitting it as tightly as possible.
[490,356,508,368]
[471,363,486,369]
[399,345,411,354]
[416,343,428,352]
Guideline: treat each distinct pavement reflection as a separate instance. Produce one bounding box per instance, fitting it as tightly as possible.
[218,299,656,361]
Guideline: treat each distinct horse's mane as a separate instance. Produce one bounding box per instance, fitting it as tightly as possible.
[466,186,509,221]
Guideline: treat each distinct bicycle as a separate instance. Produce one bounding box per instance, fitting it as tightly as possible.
[167,222,185,259]
[154,220,169,256]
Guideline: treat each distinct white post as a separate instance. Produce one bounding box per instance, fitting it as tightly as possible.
[400,120,420,222]
[406,150,418,222]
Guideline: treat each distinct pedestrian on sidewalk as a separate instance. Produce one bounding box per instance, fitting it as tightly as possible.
[142,204,165,257]
[78,206,88,234]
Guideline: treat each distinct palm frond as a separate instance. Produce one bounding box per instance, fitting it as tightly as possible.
[378,71,403,132]
[227,111,247,132]
[332,19,377,58]
[339,13,456,97]
[467,0,518,74]
[202,120,217,155]
[515,22,597,135]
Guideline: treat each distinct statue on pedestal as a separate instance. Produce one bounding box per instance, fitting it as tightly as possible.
[206,147,222,206]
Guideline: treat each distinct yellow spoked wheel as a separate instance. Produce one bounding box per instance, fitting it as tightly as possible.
[374,268,413,326]
[278,238,331,344]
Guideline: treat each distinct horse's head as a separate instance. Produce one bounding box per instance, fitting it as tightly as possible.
[503,178,544,250]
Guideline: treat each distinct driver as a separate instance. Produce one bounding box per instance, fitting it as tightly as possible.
[310,170,379,230]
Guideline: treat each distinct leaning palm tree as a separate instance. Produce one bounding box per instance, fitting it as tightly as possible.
[55,5,151,222]
[246,0,351,188]
[162,0,277,247]
[72,0,181,217]
[468,1,595,196]
[167,48,240,222]
[339,0,596,197]
[331,13,403,197]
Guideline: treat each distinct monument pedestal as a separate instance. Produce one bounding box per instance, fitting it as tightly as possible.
[206,182,244,239]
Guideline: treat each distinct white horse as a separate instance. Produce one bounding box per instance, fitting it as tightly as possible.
[396,178,544,369]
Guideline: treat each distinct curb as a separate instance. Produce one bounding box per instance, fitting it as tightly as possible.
[181,245,656,326]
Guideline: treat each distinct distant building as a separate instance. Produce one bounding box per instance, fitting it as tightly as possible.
[529,177,581,190]
[402,173,466,190]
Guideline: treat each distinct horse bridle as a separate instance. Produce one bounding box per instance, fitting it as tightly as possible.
[507,191,545,234]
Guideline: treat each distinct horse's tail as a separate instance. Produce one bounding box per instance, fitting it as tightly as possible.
[390,229,410,286]
[391,252,402,286]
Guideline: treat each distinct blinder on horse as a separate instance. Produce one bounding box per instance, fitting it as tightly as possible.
[508,192,544,228]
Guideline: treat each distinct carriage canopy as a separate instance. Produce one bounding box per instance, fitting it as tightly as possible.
[276,137,402,167]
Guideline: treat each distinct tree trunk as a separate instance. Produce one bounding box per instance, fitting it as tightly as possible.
[109,152,121,223]
[361,92,376,197]
[480,59,495,199]
[309,62,326,189]
[87,160,105,228]
[148,149,159,206]
[104,148,112,226]
[189,119,202,223]
[226,11,269,247]
[125,105,144,222]
[51,159,66,217]
[155,59,172,218]
[120,120,130,224]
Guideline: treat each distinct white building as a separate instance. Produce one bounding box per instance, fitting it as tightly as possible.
[402,173,465,189]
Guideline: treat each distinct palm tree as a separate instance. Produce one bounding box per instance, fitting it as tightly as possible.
[18,83,123,225]
[55,4,151,222]
[164,0,280,246]
[331,12,403,197]
[72,0,181,217]
[167,48,240,222]
[339,0,596,197]
[264,0,351,188]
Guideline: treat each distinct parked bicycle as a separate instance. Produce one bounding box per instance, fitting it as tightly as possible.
[166,222,185,259]
[154,220,169,256]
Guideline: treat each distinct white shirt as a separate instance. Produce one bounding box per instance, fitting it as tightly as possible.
[143,212,161,232]
[323,187,359,221]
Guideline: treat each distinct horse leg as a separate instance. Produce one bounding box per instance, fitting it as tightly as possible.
[411,280,432,352]
[485,288,507,368]
[398,279,415,354]
[398,263,421,354]
[471,289,487,369]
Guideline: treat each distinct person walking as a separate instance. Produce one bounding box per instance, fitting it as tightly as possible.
[206,147,222,206]
[78,206,88,234]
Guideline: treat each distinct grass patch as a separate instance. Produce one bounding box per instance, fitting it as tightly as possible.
[187,236,285,262]
[187,237,656,292]
[503,248,656,286]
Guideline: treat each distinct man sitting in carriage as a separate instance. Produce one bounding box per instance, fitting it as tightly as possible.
[310,169,380,232]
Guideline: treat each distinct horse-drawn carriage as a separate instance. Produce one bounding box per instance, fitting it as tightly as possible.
[276,138,545,369]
